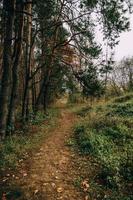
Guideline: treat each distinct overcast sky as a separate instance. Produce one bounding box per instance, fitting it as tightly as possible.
[114,15,133,61]
[96,15,133,62]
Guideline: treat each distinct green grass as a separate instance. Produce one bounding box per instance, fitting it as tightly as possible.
[113,93,133,103]
[0,107,60,170]
[75,106,92,117]
[73,93,133,199]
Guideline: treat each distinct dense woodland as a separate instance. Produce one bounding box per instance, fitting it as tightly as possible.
[0,1,133,199]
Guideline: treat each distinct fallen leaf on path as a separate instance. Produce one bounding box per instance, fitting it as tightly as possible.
[2,178,8,182]
[57,197,63,199]
[34,189,39,194]
[51,183,56,188]
[6,174,10,177]
[85,195,89,200]
[36,152,42,156]
[40,147,44,151]
[23,173,28,177]
[43,183,49,186]
[82,180,90,192]
[19,159,23,163]
[57,187,63,193]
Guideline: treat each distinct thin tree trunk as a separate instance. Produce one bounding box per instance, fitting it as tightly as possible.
[43,83,49,112]
[22,1,32,122]
[35,69,51,112]
[7,1,24,132]
[31,77,36,113]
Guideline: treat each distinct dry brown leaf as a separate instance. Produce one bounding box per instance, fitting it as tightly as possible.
[85,195,89,200]
[6,174,10,177]
[2,178,8,182]
[82,180,90,192]
[23,173,28,177]
[34,189,39,194]
[51,183,56,188]
[57,187,63,193]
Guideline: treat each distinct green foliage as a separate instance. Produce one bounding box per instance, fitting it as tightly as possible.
[0,108,59,169]
[82,45,102,58]
[29,0,133,112]
[29,107,59,125]
[76,106,92,117]
[77,64,105,98]
[74,124,93,154]
[30,112,48,125]
[106,102,133,117]
[65,138,76,147]
[68,93,85,104]
[73,93,133,198]
[73,176,83,188]
[81,0,131,47]
[0,186,23,200]
[104,196,133,200]
[113,93,133,103]
[0,135,32,168]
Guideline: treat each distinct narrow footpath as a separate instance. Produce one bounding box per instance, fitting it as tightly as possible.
[1,108,93,200]
[16,109,90,200]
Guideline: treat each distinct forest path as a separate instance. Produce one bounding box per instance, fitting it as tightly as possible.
[17,107,88,200]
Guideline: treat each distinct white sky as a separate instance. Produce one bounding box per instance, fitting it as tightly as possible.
[114,15,133,61]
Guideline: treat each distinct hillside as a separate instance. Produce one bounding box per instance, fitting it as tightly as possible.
[73,93,133,199]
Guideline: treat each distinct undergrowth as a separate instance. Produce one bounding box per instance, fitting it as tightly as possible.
[73,93,133,200]
[0,108,59,170]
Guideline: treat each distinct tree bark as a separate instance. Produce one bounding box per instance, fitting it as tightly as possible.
[0,0,15,139]
[22,1,32,122]
[7,1,25,132]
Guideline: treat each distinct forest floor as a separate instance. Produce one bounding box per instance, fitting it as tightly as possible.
[1,95,133,200]
[0,106,94,200]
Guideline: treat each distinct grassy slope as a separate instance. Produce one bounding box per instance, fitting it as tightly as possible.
[73,94,133,200]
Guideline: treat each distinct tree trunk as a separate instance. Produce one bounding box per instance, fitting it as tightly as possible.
[7,1,24,132]
[0,0,15,139]
[31,76,36,113]
[22,1,32,122]
[35,68,51,112]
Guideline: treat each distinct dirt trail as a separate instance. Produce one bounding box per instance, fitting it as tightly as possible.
[17,109,86,200]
